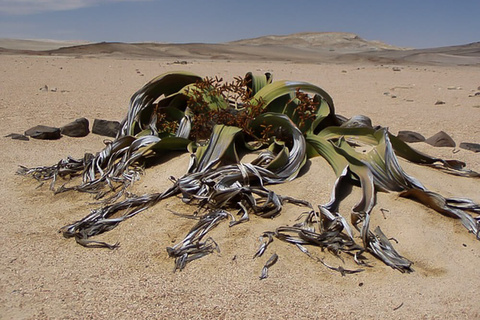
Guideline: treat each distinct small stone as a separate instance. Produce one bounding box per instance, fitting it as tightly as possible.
[392,67,401,71]
[4,133,29,141]
[39,85,48,92]
[425,131,456,147]
[459,142,480,153]
[447,86,462,90]
[50,87,57,92]
[92,119,121,138]
[435,100,446,105]
[25,125,61,140]
[60,118,90,137]
[397,130,425,143]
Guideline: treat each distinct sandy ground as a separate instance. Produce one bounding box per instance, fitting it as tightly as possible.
[1,53,479,319]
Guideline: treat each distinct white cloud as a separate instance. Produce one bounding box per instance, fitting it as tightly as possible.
[0,0,149,15]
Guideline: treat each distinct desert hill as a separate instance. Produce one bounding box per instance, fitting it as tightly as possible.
[1,32,479,65]
[229,32,405,51]
[0,38,90,51]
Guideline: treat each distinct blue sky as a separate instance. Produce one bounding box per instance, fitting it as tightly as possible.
[0,0,479,48]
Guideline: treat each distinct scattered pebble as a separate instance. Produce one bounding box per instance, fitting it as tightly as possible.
[435,100,445,105]
[92,119,121,138]
[4,133,29,141]
[39,85,68,93]
[392,67,401,71]
[459,142,480,153]
[397,130,425,143]
[24,125,61,140]
[425,131,456,147]
[60,118,90,137]
[384,92,397,98]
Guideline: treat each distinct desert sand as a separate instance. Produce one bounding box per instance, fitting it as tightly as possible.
[1,35,480,319]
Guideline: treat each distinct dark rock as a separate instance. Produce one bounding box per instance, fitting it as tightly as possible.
[5,133,29,141]
[92,119,121,138]
[459,142,480,153]
[24,125,61,140]
[60,118,90,137]
[435,100,445,105]
[340,115,373,128]
[397,130,425,143]
[425,131,456,147]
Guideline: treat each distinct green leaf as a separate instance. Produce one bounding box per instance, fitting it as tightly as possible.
[265,140,290,171]
[245,72,272,97]
[252,80,338,129]
[249,113,307,181]
[150,136,192,152]
[120,71,202,136]
[195,125,243,172]
[305,133,348,177]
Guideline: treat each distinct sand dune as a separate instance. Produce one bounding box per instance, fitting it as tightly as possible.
[1,32,479,65]
[0,38,90,51]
